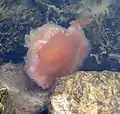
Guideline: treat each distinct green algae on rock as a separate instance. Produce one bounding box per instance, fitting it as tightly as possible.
[50,71,120,114]
[0,86,8,114]
[0,103,4,114]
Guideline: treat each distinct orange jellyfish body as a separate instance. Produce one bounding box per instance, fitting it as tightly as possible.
[25,18,92,89]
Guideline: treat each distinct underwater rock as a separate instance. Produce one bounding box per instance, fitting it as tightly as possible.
[0,86,7,114]
[0,103,4,114]
[0,63,52,114]
[50,71,120,114]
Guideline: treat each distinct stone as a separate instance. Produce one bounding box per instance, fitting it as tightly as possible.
[0,63,53,114]
[50,71,120,114]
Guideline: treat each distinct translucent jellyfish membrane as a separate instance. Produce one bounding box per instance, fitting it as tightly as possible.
[25,18,92,89]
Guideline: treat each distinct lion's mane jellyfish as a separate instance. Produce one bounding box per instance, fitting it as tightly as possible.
[25,18,92,89]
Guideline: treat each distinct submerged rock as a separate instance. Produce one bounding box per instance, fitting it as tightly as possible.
[0,63,53,114]
[50,71,120,114]
[0,87,7,114]
[0,103,4,114]
[0,63,120,114]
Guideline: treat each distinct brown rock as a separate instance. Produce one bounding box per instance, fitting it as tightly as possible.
[50,71,120,114]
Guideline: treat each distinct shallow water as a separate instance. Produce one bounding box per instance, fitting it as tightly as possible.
[0,1,120,113]
[0,0,120,72]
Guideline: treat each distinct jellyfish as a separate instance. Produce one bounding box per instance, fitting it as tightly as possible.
[25,18,92,89]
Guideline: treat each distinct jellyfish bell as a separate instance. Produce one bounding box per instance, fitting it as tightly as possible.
[25,18,92,89]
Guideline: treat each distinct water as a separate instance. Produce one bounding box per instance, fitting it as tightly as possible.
[0,0,120,113]
[0,0,120,71]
